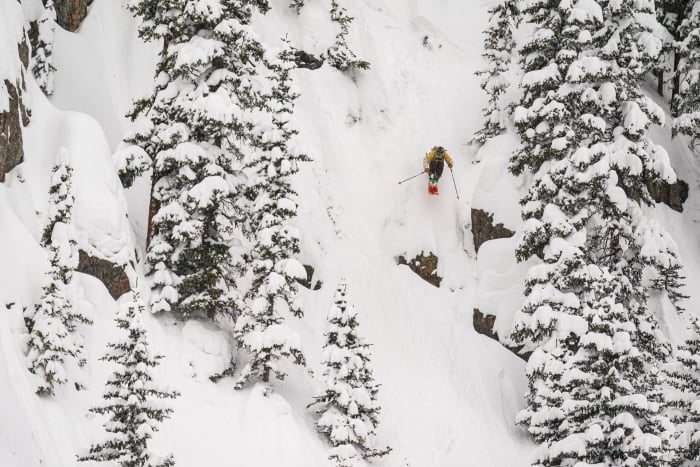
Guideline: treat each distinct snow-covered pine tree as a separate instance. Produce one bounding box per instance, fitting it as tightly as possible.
[41,148,74,247]
[509,0,591,352]
[510,0,680,464]
[326,0,370,72]
[78,290,177,467]
[526,268,674,467]
[32,0,57,96]
[28,151,90,395]
[471,0,520,146]
[664,316,700,464]
[309,282,390,466]
[233,39,309,390]
[639,218,689,311]
[122,0,273,320]
[28,236,82,396]
[657,0,692,97]
[672,1,700,148]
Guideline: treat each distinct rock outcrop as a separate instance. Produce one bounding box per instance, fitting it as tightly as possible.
[647,178,689,213]
[55,0,93,32]
[77,250,130,300]
[473,308,529,361]
[1,43,30,183]
[471,208,515,254]
[397,252,442,287]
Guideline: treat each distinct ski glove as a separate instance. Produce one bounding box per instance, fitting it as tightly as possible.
[447,161,453,169]
[424,167,430,173]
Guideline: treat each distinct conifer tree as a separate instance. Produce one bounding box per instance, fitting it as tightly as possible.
[121,0,273,320]
[33,0,57,96]
[233,40,309,390]
[41,149,74,247]
[309,283,390,466]
[524,269,674,467]
[28,151,90,395]
[664,316,700,464]
[471,0,520,146]
[78,291,177,467]
[672,1,700,148]
[28,238,82,396]
[510,0,680,464]
[326,0,370,72]
[656,0,690,98]
[640,218,689,310]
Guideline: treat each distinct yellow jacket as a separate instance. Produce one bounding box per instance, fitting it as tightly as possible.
[423,147,454,169]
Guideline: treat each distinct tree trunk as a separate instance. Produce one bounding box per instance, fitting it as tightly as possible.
[145,36,171,248]
[146,178,159,248]
[673,51,681,99]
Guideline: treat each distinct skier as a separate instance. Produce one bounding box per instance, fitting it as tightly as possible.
[423,146,454,195]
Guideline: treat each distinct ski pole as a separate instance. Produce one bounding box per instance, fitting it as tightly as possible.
[398,171,425,185]
[450,167,460,200]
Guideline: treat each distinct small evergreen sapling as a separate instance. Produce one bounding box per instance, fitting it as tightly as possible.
[640,218,689,311]
[28,241,83,396]
[309,282,390,466]
[326,0,370,72]
[471,0,520,146]
[78,290,177,467]
[233,40,309,390]
[41,149,74,247]
[33,0,57,96]
[27,151,90,396]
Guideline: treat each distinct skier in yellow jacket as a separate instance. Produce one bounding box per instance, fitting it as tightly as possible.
[423,146,453,195]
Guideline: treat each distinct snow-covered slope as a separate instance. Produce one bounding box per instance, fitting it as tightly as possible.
[1,1,533,465]
[8,1,700,466]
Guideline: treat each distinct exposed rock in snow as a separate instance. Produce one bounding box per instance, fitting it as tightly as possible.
[54,0,92,32]
[76,249,130,300]
[473,308,528,360]
[397,251,442,287]
[647,177,689,212]
[471,208,515,253]
[0,4,30,183]
[0,80,29,182]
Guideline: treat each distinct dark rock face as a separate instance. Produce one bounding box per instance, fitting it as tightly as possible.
[77,250,130,300]
[27,20,40,62]
[0,81,27,182]
[647,178,689,213]
[17,38,29,69]
[471,208,515,253]
[397,252,442,287]
[54,0,93,32]
[1,42,30,183]
[473,308,529,361]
